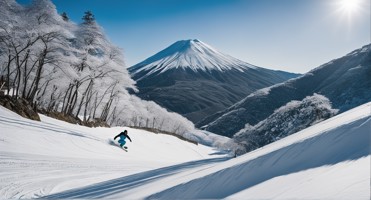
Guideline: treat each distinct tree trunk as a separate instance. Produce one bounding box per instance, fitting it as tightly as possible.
[62,84,73,113]
[6,54,12,96]
[75,79,93,119]
[27,49,47,102]
[67,85,79,115]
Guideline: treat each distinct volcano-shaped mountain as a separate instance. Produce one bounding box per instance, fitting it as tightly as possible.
[129,39,299,123]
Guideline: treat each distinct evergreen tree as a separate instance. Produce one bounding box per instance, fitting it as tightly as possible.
[82,11,95,24]
[61,12,69,21]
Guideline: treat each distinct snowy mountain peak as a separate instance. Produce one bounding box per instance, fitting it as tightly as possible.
[129,39,257,77]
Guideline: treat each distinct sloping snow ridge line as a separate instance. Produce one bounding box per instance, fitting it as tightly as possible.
[1,102,370,199]
[148,102,371,200]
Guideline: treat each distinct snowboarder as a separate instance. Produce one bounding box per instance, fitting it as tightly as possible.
[114,130,132,148]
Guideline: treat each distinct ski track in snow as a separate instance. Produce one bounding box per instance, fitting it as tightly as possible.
[44,157,229,199]
[0,154,124,198]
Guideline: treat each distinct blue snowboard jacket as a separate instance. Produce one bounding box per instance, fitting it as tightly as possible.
[114,131,132,142]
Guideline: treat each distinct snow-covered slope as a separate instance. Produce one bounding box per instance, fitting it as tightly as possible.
[148,102,370,199]
[129,39,299,123]
[49,102,371,199]
[0,106,225,198]
[1,102,369,199]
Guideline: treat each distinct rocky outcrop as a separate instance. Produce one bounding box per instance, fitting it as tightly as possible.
[0,95,40,121]
[39,109,110,128]
[0,94,109,128]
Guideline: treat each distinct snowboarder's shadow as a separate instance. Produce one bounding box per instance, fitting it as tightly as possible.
[108,139,128,151]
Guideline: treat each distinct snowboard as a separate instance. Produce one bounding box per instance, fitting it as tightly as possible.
[108,139,128,152]
[120,146,128,152]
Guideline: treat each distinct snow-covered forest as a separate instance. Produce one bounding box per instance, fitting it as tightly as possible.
[0,0,195,136]
[233,94,338,154]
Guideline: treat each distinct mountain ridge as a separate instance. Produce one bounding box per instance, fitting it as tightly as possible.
[129,39,299,123]
[197,44,371,137]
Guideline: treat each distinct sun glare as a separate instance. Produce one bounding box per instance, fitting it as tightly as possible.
[332,0,368,25]
[338,0,362,14]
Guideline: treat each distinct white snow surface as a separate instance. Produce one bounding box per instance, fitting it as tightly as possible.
[0,106,225,199]
[0,102,370,199]
[130,39,257,78]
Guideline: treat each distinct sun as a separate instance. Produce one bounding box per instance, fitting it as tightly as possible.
[332,0,367,23]
[338,0,362,15]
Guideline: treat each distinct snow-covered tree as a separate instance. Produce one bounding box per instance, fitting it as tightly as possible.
[61,12,69,22]
[0,0,196,136]
[233,94,338,154]
[82,11,95,25]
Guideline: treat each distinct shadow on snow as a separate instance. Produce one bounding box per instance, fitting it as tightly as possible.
[43,157,230,199]
[0,116,101,141]
[148,116,371,199]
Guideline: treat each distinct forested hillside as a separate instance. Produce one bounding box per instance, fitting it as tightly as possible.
[0,0,195,137]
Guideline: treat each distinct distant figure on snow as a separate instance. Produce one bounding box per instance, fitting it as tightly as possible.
[114,130,132,147]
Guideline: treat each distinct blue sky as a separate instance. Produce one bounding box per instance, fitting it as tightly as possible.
[18,0,370,73]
